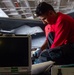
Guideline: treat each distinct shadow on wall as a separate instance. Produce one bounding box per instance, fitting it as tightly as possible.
[0,17,45,30]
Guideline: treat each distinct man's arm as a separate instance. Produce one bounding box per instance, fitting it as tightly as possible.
[41,39,48,51]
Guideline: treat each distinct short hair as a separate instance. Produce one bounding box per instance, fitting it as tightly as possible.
[35,2,55,17]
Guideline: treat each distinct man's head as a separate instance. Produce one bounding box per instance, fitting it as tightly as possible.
[35,2,57,25]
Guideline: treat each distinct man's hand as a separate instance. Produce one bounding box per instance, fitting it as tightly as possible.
[33,47,41,58]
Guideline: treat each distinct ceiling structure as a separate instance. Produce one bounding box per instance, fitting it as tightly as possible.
[0,0,74,19]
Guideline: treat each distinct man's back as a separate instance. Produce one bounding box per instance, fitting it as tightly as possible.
[57,12,74,43]
[49,12,74,48]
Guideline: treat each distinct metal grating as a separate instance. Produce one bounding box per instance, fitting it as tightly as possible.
[0,0,74,19]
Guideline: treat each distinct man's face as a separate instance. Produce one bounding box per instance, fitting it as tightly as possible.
[39,11,55,25]
[39,15,49,25]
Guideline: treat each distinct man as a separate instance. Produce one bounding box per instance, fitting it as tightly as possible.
[34,2,74,64]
